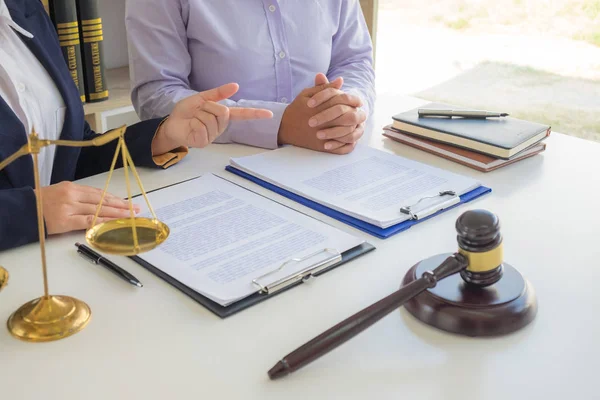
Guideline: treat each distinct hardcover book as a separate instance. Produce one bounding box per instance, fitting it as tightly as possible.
[392,103,550,159]
[76,0,109,103]
[383,126,546,172]
[48,0,86,103]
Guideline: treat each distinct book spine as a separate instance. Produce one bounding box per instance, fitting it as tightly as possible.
[76,0,109,103]
[50,0,86,104]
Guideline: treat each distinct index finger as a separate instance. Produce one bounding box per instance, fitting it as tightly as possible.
[229,108,273,121]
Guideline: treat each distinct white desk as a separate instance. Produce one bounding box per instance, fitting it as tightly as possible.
[1,96,598,400]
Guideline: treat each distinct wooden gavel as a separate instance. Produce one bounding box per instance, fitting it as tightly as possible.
[268,209,537,379]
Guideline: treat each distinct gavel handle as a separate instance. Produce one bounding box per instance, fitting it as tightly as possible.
[268,253,468,379]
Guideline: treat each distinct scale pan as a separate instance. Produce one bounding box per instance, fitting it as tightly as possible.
[85,217,169,256]
[0,267,8,291]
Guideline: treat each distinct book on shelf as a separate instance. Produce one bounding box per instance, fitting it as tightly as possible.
[75,0,109,103]
[391,102,551,159]
[48,0,86,104]
[382,125,546,173]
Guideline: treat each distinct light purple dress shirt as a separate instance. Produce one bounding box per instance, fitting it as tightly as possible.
[125,0,375,149]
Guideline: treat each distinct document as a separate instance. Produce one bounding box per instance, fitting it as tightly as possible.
[229,145,482,228]
[134,174,364,306]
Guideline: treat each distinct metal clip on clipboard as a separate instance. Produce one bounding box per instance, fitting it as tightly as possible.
[400,190,460,221]
[252,248,342,295]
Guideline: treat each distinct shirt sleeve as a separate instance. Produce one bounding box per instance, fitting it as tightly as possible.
[0,186,39,251]
[75,117,187,180]
[327,0,376,118]
[125,0,192,121]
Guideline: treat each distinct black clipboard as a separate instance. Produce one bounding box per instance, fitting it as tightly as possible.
[130,242,375,318]
[127,174,376,319]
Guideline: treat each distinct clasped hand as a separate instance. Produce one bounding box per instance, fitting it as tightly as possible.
[278,73,367,155]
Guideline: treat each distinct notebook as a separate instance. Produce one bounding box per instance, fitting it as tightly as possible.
[226,145,491,239]
[128,174,374,318]
[392,103,551,159]
[382,126,547,172]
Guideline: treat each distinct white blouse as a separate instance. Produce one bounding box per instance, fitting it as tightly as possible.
[0,0,66,187]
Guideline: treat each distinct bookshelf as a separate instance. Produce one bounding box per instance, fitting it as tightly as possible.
[80,0,135,133]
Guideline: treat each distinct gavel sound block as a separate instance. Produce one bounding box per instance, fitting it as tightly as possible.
[402,209,537,337]
[268,209,538,379]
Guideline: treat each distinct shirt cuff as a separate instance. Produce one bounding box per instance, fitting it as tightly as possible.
[152,146,189,168]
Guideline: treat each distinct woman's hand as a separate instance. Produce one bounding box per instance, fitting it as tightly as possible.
[151,83,273,155]
[41,181,138,234]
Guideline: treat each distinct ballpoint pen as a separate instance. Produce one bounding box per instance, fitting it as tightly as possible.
[75,242,143,287]
[418,109,509,118]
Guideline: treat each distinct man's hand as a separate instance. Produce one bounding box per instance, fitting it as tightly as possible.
[307,73,363,109]
[151,83,273,155]
[41,181,139,235]
[306,73,366,152]
[278,78,361,155]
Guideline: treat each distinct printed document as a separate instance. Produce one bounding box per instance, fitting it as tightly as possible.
[134,174,364,306]
[229,145,481,228]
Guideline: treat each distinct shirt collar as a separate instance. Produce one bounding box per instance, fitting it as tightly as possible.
[0,0,34,38]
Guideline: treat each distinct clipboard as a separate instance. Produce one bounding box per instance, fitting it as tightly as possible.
[130,242,375,318]
[126,174,376,318]
[225,165,491,239]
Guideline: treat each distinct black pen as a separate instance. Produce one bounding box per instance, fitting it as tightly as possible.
[75,242,143,287]
[418,109,509,118]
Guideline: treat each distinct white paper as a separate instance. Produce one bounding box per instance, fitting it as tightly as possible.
[230,145,481,228]
[134,174,364,306]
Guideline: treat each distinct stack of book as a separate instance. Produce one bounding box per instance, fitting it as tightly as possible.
[383,103,551,172]
[44,0,109,104]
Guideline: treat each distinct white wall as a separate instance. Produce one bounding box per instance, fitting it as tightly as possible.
[100,0,129,69]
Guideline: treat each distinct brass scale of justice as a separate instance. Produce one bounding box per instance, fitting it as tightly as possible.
[0,125,169,342]
[0,126,538,367]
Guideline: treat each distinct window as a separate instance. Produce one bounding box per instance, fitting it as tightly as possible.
[375,0,600,142]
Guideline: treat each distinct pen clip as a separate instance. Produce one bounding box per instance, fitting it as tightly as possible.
[77,249,99,264]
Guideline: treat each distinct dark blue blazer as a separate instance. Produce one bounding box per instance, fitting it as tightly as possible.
[1,0,165,251]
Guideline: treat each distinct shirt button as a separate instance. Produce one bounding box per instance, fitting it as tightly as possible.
[280,97,288,103]
[16,82,25,93]
[269,5,276,12]
[278,51,286,59]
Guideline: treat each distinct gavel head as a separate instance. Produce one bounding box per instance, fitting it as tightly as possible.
[0,266,8,292]
[455,209,504,287]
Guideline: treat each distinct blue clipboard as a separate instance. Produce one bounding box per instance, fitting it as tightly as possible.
[225,166,491,239]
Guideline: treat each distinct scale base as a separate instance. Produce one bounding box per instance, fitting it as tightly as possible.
[7,295,91,342]
[402,253,537,337]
